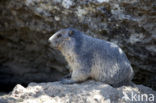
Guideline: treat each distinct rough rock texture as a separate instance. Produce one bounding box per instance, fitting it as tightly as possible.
[0,0,156,91]
[0,81,156,103]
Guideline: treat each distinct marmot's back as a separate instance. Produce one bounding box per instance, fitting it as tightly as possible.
[77,34,134,85]
[48,28,134,86]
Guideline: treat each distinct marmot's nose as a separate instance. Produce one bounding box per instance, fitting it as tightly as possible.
[48,36,56,47]
[48,36,53,42]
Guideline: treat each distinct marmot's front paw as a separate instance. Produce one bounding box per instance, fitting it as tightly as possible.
[61,79,75,84]
[63,73,71,79]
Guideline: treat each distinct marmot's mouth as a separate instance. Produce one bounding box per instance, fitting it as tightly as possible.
[50,43,61,50]
[51,45,58,49]
[48,42,57,49]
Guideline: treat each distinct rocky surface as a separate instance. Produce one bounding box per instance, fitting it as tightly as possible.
[0,0,156,91]
[0,81,156,103]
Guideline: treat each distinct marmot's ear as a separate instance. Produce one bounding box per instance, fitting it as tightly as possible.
[69,30,74,36]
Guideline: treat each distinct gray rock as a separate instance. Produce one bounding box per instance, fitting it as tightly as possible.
[0,81,155,103]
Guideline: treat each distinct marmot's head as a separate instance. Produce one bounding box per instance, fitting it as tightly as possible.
[48,28,80,51]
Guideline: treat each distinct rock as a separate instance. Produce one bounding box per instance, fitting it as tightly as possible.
[0,81,156,103]
[0,0,156,91]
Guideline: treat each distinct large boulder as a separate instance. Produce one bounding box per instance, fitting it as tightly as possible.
[0,81,156,103]
[0,0,155,91]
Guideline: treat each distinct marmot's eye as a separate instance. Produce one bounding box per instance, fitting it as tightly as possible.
[57,34,62,38]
